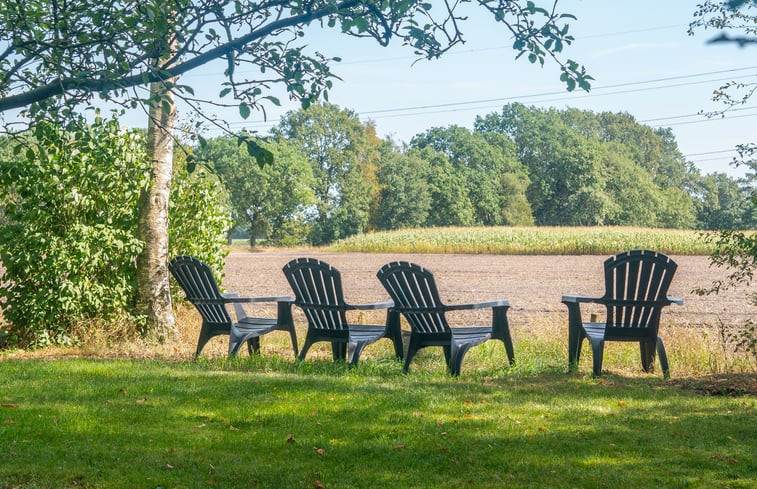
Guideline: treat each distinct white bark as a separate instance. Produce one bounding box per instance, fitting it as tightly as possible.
[136,80,177,340]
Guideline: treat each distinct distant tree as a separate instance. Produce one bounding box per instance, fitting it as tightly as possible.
[411,146,476,227]
[600,145,663,227]
[475,104,609,225]
[410,126,533,226]
[373,145,431,230]
[274,103,379,244]
[477,103,708,228]
[695,172,755,230]
[195,136,315,246]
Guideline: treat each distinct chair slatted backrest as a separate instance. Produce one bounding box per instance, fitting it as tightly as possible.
[377,261,449,334]
[602,250,677,333]
[169,256,231,325]
[283,258,349,331]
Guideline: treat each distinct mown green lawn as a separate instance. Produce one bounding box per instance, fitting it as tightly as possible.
[0,357,754,489]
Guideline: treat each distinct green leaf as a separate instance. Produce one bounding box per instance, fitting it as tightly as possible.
[264,96,281,106]
[239,103,251,119]
[219,87,232,98]
[245,140,274,167]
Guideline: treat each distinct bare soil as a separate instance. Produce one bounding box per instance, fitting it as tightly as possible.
[224,250,754,329]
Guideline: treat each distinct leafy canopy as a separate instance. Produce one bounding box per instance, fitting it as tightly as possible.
[0,1,591,124]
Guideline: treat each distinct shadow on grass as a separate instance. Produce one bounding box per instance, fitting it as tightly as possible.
[0,357,755,488]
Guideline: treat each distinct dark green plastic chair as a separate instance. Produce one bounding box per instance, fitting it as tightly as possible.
[169,255,298,358]
[377,261,514,376]
[282,257,403,365]
[562,250,683,378]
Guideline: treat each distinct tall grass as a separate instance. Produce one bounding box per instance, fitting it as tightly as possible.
[330,226,715,255]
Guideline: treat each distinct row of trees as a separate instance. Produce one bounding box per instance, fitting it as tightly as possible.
[199,102,755,247]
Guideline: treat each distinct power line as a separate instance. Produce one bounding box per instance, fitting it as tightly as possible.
[638,105,757,123]
[357,68,757,116]
[218,68,757,128]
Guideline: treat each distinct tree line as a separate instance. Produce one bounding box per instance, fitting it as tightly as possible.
[200,102,755,247]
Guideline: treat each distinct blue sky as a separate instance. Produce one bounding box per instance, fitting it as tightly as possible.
[169,1,755,177]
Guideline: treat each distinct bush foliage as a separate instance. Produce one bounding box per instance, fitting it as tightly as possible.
[0,114,229,347]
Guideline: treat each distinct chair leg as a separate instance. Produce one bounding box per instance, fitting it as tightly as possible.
[449,342,475,377]
[298,336,315,361]
[386,310,404,360]
[332,341,347,361]
[568,328,585,372]
[492,306,515,366]
[403,336,420,372]
[228,338,243,357]
[288,326,299,358]
[589,338,605,377]
[195,325,214,359]
[442,345,451,370]
[347,340,368,366]
[278,302,299,357]
[248,337,261,355]
[640,340,656,373]
[656,337,670,379]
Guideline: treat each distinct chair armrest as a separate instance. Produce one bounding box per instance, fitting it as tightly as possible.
[445,300,509,311]
[348,301,394,311]
[561,294,602,304]
[668,296,684,306]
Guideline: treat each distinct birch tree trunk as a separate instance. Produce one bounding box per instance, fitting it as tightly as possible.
[136,80,177,340]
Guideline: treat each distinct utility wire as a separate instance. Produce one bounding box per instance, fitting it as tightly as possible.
[221,69,757,128]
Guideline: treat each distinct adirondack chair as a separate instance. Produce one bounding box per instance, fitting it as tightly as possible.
[282,257,404,365]
[377,261,514,376]
[561,250,683,378]
[169,255,298,358]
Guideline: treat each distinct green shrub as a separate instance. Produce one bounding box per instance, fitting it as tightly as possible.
[0,114,231,347]
[0,114,148,347]
[169,152,231,283]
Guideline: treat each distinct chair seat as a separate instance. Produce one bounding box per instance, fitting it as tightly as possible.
[348,324,390,343]
[582,322,657,342]
[450,327,493,347]
[237,316,278,329]
[581,322,606,342]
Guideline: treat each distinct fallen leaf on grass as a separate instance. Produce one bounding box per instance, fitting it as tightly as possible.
[4,419,15,425]
[286,434,296,444]
[135,397,148,404]
[393,444,406,450]
[313,481,325,489]
[617,401,626,407]
[1,404,19,408]
[314,447,326,456]
[710,454,738,465]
